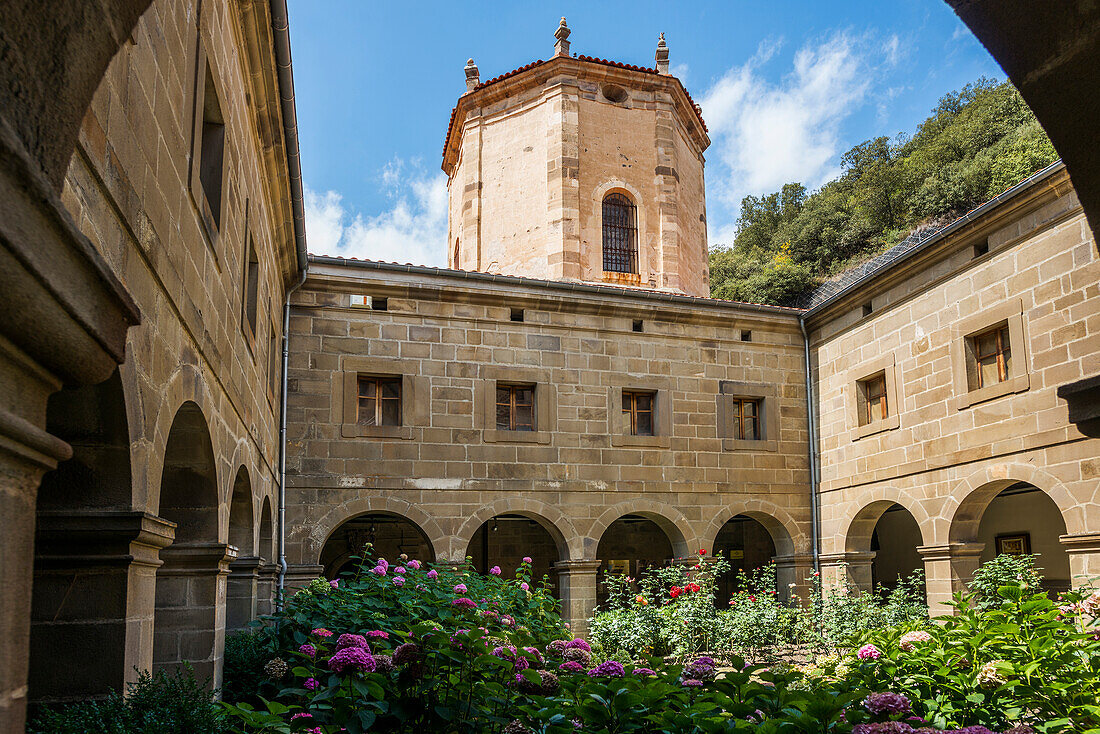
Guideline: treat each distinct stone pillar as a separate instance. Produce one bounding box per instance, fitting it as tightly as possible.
[1060,532,1100,586]
[818,551,876,593]
[30,511,174,704]
[154,542,236,689]
[545,80,582,282]
[282,563,325,595]
[773,553,815,605]
[919,543,984,616]
[255,561,277,617]
[226,556,262,631]
[553,559,601,637]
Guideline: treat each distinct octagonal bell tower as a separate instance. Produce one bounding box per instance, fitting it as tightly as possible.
[442,20,711,297]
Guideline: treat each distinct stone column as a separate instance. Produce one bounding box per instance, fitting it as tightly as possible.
[282,563,325,595]
[30,511,174,704]
[818,551,876,593]
[773,553,816,605]
[918,542,984,616]
[553,559,601,637]
[255,561,277,617]
[1060,532,1100,586]
[545,81,582,282]
[154,542,236,689]
[226,556,262,631]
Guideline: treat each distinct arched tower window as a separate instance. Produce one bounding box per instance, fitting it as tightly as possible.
[602,192,637,274]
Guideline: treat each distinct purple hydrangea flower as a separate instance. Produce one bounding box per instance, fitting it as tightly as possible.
[546,639,567,658]
[408,560,421,570]
[633,667,657,676]
[558,661,585,674]
[862,692,912,717]
[489,566,502,575]
[371,566,387,576]
[334,634,370,652]
[426,569,438,579]
[329,579,339,589]
[588,660,625,678]
[393,642,422,666]
[303,677,319,690]
[522,556,533,564]
[681,678,703,687]
[683,656,717,682]
[393,577,405,587]
[366,630,389,639]
[328,646,376,674]
[451,597,477,609]
[851,724,916,734]
[564,638,591,653]
[454,583,468,593]
[298,643,317,658]
[376,558,389,569]
[394,566,406,575]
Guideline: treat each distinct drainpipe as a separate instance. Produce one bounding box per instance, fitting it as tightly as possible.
[799,316,821,576]
[270,0,309,607]
[276,269,306,608]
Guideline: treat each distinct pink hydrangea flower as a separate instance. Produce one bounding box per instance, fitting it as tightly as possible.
[426,569,438,579]
[311,628,333,638]
[393,576,405,587]
[291,712,313,721]
[328,646,376,674]
[408,560,421,570]
[565,638,591,653]
[394,566,406,575]
[489,566,502,576]
[454,583,467,593]
[376,558,389,569]
[366,630,389,639]
[520,582,529,591]
[335,634,370,652]
[522,556,533,564]
[451,597,477,609]
[371,566,387,576]
[857,644,883,660]
[329,579,339,589]
[899,630,932,652]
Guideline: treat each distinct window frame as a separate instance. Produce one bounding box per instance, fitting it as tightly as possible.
[340,358,428,439]
[357,375,403,427]
[187,30,227,255]
[847,354,901,441]
[478,367,556,444]
[608,379,672,448]
[495,383,537,432]
[970,323,1012,390]
[601,192,639,275]
[717,381,778,452]
[621,389,656,436]
[950,298,1030,410]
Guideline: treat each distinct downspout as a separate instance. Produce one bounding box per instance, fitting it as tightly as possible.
[799,316,821,577]
[277,269,306,607]
[270,0,308,606]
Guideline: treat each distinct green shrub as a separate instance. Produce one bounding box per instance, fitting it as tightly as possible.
[222,629,276,705]
[28,666,224,734]
[967,552,1044,610]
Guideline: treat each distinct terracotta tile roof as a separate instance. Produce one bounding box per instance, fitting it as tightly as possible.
[443,55,708,163]
[308,254,804,313]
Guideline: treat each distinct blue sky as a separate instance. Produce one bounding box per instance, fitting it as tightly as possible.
[289,0,1004,266]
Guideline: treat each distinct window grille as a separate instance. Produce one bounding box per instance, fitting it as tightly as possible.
[602,193,638,273]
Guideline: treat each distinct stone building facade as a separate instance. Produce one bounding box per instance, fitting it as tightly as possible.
[13,0,306,716]
[2,3,1099,728]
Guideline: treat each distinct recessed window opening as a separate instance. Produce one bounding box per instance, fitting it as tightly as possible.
[242,238,259,337]
[862,302,874,317]
[357,376,402,426]
[974,241,990,258]
[969,323,1012,390]
[622,390,655,436]
[510,308,525,322]
[268,321,279,396]
[601,84,629,103]
[740,330,752,342]
[859,372,888,426]
[730,398,761,440]
[496,384,535,431]
[372,297,388,311]
[602,192,638,274]
[198,65,225,228]
[632,319,643,333]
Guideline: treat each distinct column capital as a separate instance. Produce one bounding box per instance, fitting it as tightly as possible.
[34,510,176,570]
[229,555,264,575]
[773,553,816,567]
[1059,532,1100,554]
[917,542,984,562]
[158,541,237,575]
[819,551,876,566]
[552,559,601,575]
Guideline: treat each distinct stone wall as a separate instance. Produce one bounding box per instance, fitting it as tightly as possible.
[809,166,1100,613]
[30,0,298,703]
[284,261,813,631]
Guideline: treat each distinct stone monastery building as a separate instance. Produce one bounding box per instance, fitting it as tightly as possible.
[0,2,1098,729]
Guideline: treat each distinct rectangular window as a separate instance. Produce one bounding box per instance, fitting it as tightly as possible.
[357,376,402,426]
[622,390,655,436]
[730,398,761,440]
[970,324,1012,390]
[243,238,259,338]
[198,65,225,229]
[268,320,279,398]
[859,372,888,426]
[495,384,535,431]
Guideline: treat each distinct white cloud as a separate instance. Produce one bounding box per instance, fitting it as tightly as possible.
[304,161,448,267]
[670,62,690,86]
[700,31,895,243]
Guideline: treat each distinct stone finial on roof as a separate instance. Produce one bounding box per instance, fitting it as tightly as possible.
[554,17,571,58]
[464,58,480,92]
[655,32,669,74]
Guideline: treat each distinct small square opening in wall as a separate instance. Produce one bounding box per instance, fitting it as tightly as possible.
[740,329,752,342]
[632,319,643,333]
[372,297,388,311]
[973,241,990,258]
[862,302,874,317]
[510,308,524,322]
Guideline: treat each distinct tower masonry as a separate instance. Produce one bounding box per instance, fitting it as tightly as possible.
[443,21,711,296]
